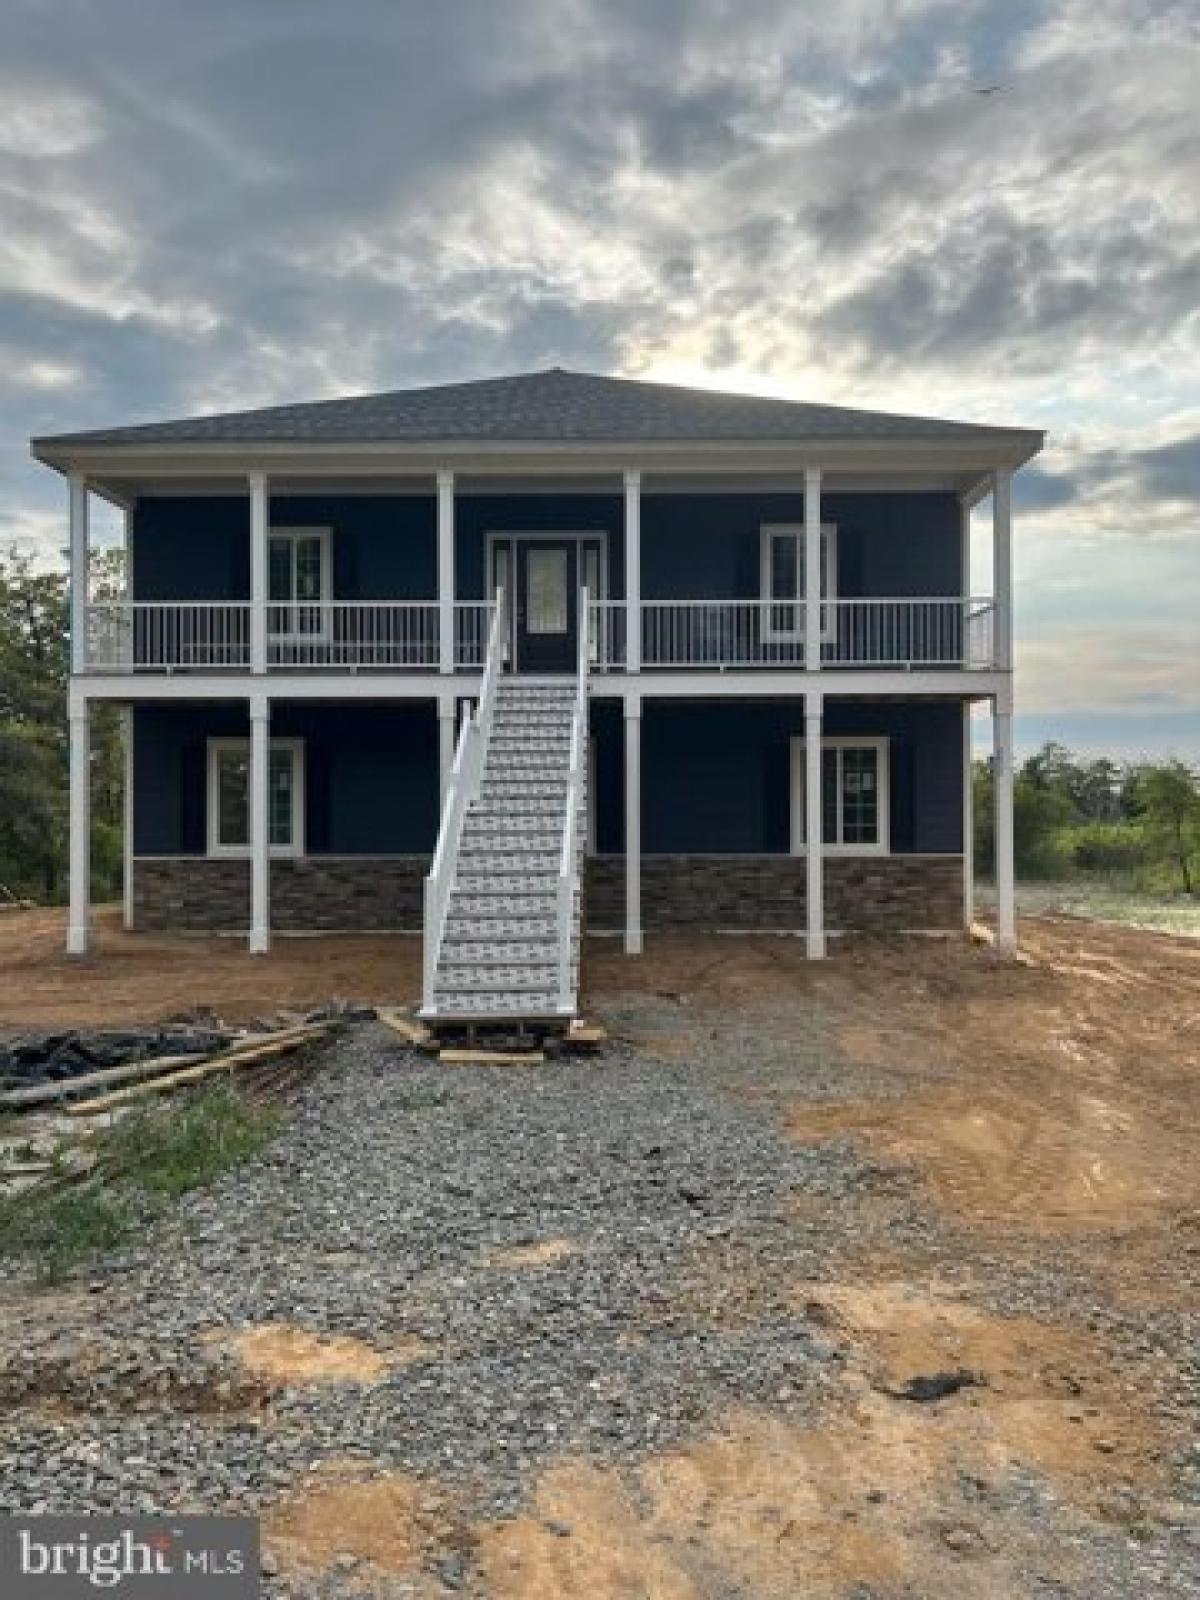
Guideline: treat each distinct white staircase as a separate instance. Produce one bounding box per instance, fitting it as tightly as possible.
[420,592,588,1024]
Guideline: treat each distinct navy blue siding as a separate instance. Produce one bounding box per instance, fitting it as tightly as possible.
[454,495,626,600]
[589,699,963,855]
[640,492,960,600]
[135,698,960,859]
[133,496,436,602]
[134,704,439,855]
[133,491,957,604]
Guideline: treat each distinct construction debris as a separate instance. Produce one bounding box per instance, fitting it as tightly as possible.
[66,1022,337,1117]
[1,1003,376,1117]
[0,1026,232,1095]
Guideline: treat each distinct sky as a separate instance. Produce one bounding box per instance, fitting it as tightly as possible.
[0,0,1197,761]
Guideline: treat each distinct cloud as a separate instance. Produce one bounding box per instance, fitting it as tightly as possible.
[1131,433,1200,504]
[0,0,1197,749]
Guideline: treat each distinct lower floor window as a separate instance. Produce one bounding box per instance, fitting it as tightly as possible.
[207,739,305,856]
[791,738,889,853]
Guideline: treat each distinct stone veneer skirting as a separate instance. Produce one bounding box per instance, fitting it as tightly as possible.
[585,854,963,932]
[133,853,962,934]
[133,857,431,933]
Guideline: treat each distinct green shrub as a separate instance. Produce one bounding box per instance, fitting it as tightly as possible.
[1059,821,1147,878]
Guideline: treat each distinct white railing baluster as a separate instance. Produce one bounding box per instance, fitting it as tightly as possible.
[421,589,508,1016]
[557,586,589,1013]
[79,595,999,676]
[571,597,996,672]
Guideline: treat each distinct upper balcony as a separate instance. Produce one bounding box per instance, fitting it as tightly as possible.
[81,594,997,674]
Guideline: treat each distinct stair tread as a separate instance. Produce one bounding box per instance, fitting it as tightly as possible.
[428,996,572,1019]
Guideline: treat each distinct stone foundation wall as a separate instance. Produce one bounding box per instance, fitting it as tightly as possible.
[134,852,962,935]
[132,857,430,932]
[584,854,963,932]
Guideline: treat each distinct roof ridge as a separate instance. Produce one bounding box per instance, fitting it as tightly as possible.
[31,366,1044,451]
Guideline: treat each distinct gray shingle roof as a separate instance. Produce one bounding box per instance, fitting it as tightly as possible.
[33,367,1038,448]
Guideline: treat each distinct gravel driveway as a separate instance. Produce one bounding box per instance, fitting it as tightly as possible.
[2,947,1198,1598]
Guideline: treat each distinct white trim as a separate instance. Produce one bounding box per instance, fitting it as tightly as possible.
[962,702,974,929]
[992,469,1013,673]
[207,736,305,858]
[437,470,455,675]
[625,696,642,953]
[75,668,1008,702]
[249,472,268,674]
[486,529,610,672]
[759,522,837,643]
[625,470,641,673]
[67,704,91,954]
[267,526,332,641]
[122,707,134,931]
[789,735,890,856]
[69,472,89,677]
[994,705,1016,953]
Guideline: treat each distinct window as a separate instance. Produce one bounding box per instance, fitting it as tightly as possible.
[759,524,837,642]
[789,737,888,854]
[207,739,305,857]
[268,528,330,638]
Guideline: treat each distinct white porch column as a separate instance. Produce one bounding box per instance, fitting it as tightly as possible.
[994,695,1016,954]
[624,692,642,953]
[993,469,1013,672]
[438,695,457,801]
[624,469,641,673]
[69,472,90,675]
[805,690,825,959]
[66,693,91,955]
[249,471,268,674]
[437,469,455,674]
[249,694,270,953]
[122,707,135,932]
[962,702,974,931]
[804,466,822,672]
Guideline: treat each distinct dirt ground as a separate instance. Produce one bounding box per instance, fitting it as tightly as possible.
[2,905,1199,1595]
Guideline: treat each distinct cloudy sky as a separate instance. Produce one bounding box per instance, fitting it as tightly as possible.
[1,0,1197,757]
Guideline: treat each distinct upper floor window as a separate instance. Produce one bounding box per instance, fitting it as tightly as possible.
[269,528,331,639]
[759,523,837,643]
[207,738,305,857]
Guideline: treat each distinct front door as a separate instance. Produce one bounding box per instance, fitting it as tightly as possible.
[515,540,577,673]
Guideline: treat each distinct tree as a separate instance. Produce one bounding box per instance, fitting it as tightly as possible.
[0,546,124,902]
[1130,760,1200,895]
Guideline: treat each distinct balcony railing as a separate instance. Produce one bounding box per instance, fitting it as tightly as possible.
[82,596,997,674]
[590,597,996,670]
[84,601,476,672]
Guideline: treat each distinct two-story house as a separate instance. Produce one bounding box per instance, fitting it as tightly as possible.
[33,369,1040,1021]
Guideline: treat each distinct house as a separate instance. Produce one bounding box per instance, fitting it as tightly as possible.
[32,369,1040,1020]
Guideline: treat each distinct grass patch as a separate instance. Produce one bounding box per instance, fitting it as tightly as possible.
[102,1084,281,1199]
[0,1084,280,1281]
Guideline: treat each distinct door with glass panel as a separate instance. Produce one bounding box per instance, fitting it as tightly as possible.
[268,529,329,659]
[515,541,576,672]
[489,535,605,672]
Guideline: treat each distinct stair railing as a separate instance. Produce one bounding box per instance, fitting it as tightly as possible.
[556,586,590,1012]
[421,588,507,1013]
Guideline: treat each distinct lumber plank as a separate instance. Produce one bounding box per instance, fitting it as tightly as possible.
[65,1024,333,1116]
[438,1048,546,1067]
[377,1009,434,1047]
[566,1020,607,1044]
